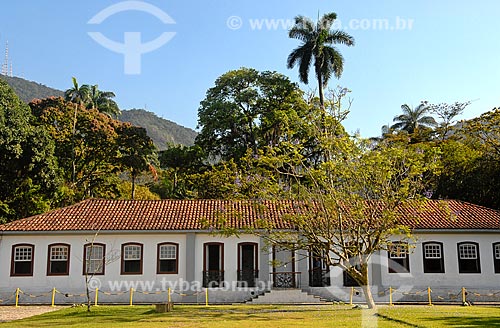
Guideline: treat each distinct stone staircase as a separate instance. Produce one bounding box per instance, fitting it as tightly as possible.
[248,289,328,304]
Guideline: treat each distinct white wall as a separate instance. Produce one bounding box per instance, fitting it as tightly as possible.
[3,231,500,295]
[194,234,261,285]
[379,233,500,288]
[0,232,262,294]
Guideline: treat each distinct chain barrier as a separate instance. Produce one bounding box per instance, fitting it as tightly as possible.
[5,286,500,306]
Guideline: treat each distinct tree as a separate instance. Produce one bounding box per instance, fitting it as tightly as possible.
[87,84,121,117]
[64,77,90,184]
[391,103,437,140]
[195,68,309,162]
[30,97,122,202]
[158,144,205,198]
[0,80,60,222]
[117,124,157,199]
[433,108,500,209]
[64,77,90,105]
[287,12,355,109]
[426,100,470,140]
[212,105,441,309]
[246,139,441,309]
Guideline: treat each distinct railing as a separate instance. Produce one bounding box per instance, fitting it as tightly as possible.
[237,270,259,287]
[270,272,301,289]
[202,270,224,288]
[309,269,331,287]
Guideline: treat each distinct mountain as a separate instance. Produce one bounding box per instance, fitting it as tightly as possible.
[0,75,197,149]
[0,75,63,102]
[119,109,197,149]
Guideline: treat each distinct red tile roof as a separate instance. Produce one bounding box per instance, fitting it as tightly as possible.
[0,199,499,233]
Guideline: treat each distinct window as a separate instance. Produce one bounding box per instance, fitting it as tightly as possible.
[83,243,105,275]
[11,244,34,276]
[388,242,410,273]
[47,244,70,275]
[458,242,480,273]
[121,243,143,275]
[422,242,445,273]
[203,243,224,287]
[157,243,178,274]
[493,243,500,274]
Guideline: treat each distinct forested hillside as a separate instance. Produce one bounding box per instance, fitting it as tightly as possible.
[119,109,197,149]
[0,75,63,101]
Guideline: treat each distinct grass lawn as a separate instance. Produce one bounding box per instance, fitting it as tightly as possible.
[2,304,500,327]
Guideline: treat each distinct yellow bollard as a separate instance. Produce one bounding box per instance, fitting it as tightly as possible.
[15,288,20,307]
[462,287,466,304]
[168,288,171,303]
[129,288,134,306]
[205,288,208,306]
[428,287,433,306]
[349,287,354,305]
[389,287,393,306]
[51,288,56,307]
[94,288,99,307]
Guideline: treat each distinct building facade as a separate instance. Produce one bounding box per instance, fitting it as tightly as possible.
[1,199,500,304]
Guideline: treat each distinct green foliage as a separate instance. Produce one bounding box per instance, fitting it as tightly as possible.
[287,12,355,107]
[30,97,122,202]
[196,68,309,161]
[117,124,158,199]
[428,109,500,209]
[119,109,197,150]
[391,103,437,138]
[116,181,160,200]
[64,77,121,117]
[0,79,61,222]
[157,144,205,198]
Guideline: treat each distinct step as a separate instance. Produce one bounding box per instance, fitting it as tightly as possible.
[249,289,327,304]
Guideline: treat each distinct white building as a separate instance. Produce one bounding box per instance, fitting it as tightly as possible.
[1,199,500,304]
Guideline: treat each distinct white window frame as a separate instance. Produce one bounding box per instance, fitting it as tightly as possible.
[85,244,104,275]
[424,243,442,259]
[459,243,478,260]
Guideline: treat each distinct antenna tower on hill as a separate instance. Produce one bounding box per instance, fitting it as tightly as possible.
[1,41,13,77]
[1,41,8,75]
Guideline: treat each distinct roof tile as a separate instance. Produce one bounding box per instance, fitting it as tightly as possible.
[0,199,499,232]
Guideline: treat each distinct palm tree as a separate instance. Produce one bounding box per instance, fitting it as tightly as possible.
[64,77,90,184]
[391,103,437,134]
[287,12,354,109]
[87,85,121,118]
[64,77,90,105]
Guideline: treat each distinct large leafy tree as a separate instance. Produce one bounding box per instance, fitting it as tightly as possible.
[158,144,205,198]
[196,68,309,162]
[0,80,60,222]
[116,124,157,200]
[432,108,500,209]
[391,103,437,135]
[214,133,442,309]
[287,12,354,109]
[30,97,122,201]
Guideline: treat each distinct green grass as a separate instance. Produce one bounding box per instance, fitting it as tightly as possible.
[2,304,500,327]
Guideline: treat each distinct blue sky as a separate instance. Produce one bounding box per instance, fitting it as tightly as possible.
[1,1,499,137]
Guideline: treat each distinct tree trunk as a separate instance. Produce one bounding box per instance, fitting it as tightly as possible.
[85,274,91,312]
[360,265,376,309]
[316,73,326,132]
[131,171,136,200]
[317,74,325,111]
[71,103,78,185]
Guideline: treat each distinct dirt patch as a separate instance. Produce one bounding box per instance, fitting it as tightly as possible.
[0,306,61,322]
